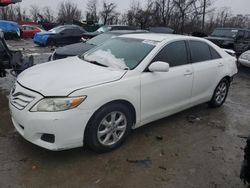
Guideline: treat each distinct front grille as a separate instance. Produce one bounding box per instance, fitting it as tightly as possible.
[11,92,35,110]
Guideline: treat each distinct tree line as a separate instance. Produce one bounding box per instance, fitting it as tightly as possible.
[0,0,250,34]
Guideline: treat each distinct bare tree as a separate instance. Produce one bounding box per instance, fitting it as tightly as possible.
[173,0,197,33]
[42,6,55,22]
[57,1,82,24]
[30,5,40,22]
[86,0,98,22]
[155,0,174,26]
[100,1,117,25]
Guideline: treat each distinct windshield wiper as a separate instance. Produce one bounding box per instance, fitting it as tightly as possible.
[83,58,108,67]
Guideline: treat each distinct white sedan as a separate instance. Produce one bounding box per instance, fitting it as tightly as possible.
[9,34,238,152]
[239,50,250,67]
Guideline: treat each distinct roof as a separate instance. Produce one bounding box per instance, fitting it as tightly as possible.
[215,28,250,31]
[118,33,195,42]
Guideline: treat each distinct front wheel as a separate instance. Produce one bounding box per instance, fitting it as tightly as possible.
[209,78,230,108]
[85,103,132,153]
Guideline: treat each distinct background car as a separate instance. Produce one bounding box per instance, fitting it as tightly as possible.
[21,25,44,38]
[50,30,148,61]
[0,0,21,6]
[82,25,137,39]
[0,20,21,39]
[239,50,250,67]
[206,28,250,56]
[33,25,86,46]
[149,27,174,34]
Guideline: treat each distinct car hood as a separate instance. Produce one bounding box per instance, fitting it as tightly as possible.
[206,36,234,42]
[55,42,95,56]
[17,56,127,96]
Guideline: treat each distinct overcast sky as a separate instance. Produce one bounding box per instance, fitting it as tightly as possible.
[19,0,250,15]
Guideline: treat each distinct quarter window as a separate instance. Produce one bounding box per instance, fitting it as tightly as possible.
[189,41,212,63]
[210,47,221,60]
[152,41,188,67]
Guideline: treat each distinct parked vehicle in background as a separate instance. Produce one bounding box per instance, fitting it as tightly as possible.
[149,27,174,34]
[82,25,137,39]
[0,20,21,39]
[206,28,250,56]
[238,50,250,67]
[50,30,148,61]
[0,0,21,6]
[33,25,86,46]
[21,25,44,38]
[9,34,237,152]
[0,29,33,77]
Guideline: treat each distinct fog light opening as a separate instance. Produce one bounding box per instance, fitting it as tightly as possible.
[41,134,55,143]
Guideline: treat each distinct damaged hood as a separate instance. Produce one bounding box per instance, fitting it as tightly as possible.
[17,56,127,96]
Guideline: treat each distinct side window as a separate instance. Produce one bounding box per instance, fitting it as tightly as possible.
[61,29,72,35]
[189,41,212,63]
[152,41,188,67]
[73,29,83,35]
[245,31,250,40]
[210,47,221,60]
[237,30,245,40]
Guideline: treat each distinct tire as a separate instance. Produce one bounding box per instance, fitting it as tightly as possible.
[209,78,230,108]
[47,39,57,47]
[85,103,132,153]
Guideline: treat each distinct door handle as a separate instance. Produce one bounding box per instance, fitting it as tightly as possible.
[218,63,224,67]
[184,70,193,76]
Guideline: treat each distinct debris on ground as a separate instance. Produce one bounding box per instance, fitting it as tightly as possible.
[159,166,167,171]
[186,115,201,123]
[156,135,163,141]
[126,158,152,168]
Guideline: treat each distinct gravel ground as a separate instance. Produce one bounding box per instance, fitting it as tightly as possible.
[0,39,250,188]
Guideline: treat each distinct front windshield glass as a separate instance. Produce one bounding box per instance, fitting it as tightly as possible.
[211,29,238,38]
[80,37,157,70]
[97,26,111,33]
[49,26,65,33]
[86,33,115,46]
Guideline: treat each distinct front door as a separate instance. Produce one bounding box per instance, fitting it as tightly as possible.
[140,40,193,124]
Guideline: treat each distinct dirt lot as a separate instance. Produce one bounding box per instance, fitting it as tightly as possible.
[0,39,250,188]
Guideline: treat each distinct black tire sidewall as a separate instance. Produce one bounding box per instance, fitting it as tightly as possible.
[210,79,229,108]
[85,103,132,153]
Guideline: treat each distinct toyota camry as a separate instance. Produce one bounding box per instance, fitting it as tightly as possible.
[9,34,238,152]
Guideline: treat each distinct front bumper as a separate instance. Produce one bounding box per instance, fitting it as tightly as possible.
[9,83,93,151]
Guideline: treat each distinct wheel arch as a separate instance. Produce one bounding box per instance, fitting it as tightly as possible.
[84,99,137,141]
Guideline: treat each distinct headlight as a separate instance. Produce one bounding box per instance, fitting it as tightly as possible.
[30,96,87,112]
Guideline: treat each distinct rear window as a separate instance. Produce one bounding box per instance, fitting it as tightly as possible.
[210,47,221,60]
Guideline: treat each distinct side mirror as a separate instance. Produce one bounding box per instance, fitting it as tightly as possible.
[148,61,170,72]
[0,30,4,39]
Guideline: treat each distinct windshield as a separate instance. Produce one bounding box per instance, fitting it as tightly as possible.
[97,26,111,33]
[80,38,156,70]
[49,26,65,33]
[211,29,238,38]
[87,33,116,46]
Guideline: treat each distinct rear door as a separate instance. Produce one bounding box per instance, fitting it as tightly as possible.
[188,40,223,104]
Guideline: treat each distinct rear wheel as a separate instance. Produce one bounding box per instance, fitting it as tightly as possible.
[85,103,132,153]
[209,78,229,108]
